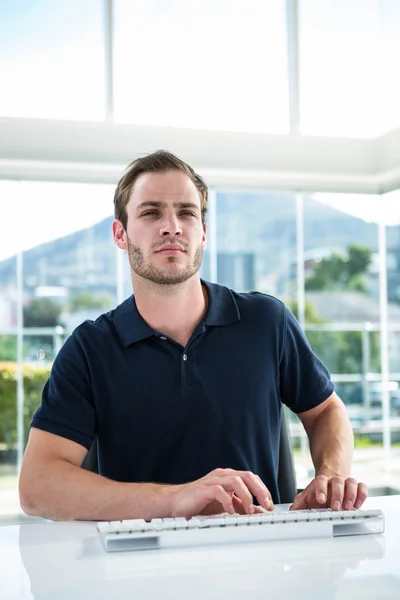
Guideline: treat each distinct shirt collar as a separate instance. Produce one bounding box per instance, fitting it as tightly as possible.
[114,296,154,347]
[201,280,241,326]
[114,280,241,347]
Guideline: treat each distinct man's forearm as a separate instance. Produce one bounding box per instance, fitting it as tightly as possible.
[20,460,174,522]
[306,401,354,478]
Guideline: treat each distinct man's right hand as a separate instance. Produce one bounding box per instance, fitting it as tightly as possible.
[168,468,274,519]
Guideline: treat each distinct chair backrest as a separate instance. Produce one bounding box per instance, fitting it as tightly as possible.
[278,408,297,503]
[81,408,297,504]
[81,437,98,473]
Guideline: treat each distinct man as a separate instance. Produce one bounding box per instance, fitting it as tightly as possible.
[19,150,367,522]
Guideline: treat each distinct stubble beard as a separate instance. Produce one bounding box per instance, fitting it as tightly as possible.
[126,236,204,285]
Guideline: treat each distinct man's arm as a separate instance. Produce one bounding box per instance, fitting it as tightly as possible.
[290,392,367,510]
[19,429,273,521]
[298,391,353,479]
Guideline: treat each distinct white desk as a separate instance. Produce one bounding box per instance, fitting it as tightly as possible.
[1,496,399,600]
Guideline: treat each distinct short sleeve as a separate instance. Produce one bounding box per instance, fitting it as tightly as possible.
[279,306,334,413]
[31,332,96,449]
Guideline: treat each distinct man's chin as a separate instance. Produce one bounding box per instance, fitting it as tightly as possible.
[134,268,198,286]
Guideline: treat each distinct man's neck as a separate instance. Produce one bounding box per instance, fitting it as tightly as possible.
[132,276,208,347]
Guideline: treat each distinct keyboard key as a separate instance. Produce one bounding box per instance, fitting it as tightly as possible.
[162,518,178,530]
[151,519,164,530]
[188,518,201,529]
[236,515,250,526]
[248,514,263,525]
[364,509,383,518]
[318,511,334,520]
[174,518,188,529]
[207,517,226,527]
[284,513,300,522]
[306,512,322,521]
[224,516,238,526]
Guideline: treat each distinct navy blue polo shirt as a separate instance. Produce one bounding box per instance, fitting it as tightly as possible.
[31,280,334,503]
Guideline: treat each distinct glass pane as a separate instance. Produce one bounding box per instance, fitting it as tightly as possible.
[0,351,18,520]
[215,192,296,297]
[0,251,18,518]
[380,0,400,135]
[0,180,118,519]
[303,193,379,441]
[388,225,400,455]
[303,192,400,493]
[300,0,400,137]
[114,0,289,133]
[304,194,380,324]
[0,0,105,120]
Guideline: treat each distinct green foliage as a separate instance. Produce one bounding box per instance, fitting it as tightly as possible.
[353,434,381,447]
[69,291,111,313]
[305,244,372,292]
[288,299,325,323]
[347,245,372,278]
[0,336,17,362]
[288,298,380,378]
[23,298,62,327]
[0,362,50,449]
[295,243,380,386]
[306,330,380,375]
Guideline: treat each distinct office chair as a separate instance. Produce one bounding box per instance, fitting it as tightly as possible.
[278,407,297,503]
[81,407,297,504]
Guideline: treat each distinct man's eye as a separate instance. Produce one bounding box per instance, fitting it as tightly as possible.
[181,211,196,217]
[142,210,158,216]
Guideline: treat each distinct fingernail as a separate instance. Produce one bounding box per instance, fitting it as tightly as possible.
[248,504,255,514]
[333,500,341,510]
[343,501,352,510]
[318,493,326,503]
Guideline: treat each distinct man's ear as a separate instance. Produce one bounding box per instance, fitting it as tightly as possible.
[202,222,207,250]
[112,219,127,250]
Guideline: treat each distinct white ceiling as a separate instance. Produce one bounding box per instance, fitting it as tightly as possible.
[0,117,399,194]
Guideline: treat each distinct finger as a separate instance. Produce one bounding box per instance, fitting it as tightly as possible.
[342,478,359,510]
[328,476,345,510]
[240,471,274,511]
[313,475,329,505]
[290,490,308,510]
[256,475,274,510]
[206,475,254,513]
[226,476,255,514]
[199,499,227,516]
[196,484,235,515]
[208,470,274,512]
[232,495,245,514]
[353,482,368,509]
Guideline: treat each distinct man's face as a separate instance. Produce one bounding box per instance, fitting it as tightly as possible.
[117,170,207,285]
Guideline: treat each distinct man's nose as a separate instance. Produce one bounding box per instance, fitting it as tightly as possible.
[159,216,183,237]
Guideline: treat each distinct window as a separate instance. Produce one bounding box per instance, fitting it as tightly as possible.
[304,193,380,413]
[0,181,117,517]
[299,0,400,137]
[215,191,297,297]
[114,0,289,133]
[0,0,105,120]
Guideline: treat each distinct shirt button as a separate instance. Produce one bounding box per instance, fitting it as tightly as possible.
[182,354,187,361]
[160,336,167,341]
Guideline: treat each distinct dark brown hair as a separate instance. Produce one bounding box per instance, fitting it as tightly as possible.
[114,150,208,229]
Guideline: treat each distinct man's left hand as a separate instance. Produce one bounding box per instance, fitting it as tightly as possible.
[290,475,368,511]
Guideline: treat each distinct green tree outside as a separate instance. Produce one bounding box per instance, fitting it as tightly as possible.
[305,244,372,292]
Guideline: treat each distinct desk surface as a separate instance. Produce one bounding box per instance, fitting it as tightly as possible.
[1,496,399,600]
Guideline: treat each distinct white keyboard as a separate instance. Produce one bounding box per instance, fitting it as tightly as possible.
[97,508,384,552]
